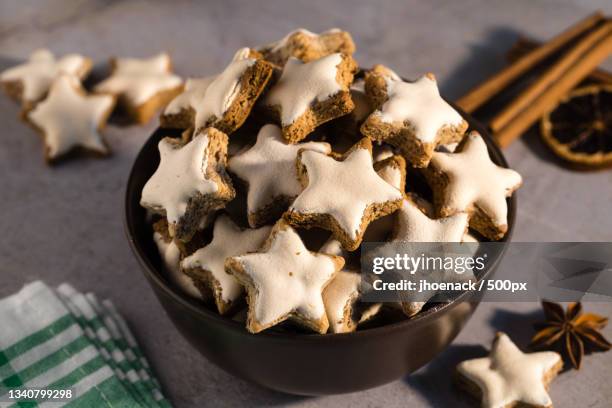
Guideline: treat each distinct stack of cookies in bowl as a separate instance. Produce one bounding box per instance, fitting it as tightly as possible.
[139,28,522,335]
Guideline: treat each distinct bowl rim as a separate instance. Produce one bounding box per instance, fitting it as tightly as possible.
[124,105,516,342]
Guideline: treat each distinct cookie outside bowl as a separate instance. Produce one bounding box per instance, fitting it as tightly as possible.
[124,105,516,396]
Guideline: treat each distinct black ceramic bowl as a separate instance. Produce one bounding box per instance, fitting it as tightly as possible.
[125,108,516,396]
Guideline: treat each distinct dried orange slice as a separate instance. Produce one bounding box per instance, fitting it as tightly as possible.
[541,85,612,168]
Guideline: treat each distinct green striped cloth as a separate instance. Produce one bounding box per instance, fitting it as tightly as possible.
[0,281,171,407]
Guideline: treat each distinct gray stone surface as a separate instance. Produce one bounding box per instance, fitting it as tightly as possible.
[1,1,612,407]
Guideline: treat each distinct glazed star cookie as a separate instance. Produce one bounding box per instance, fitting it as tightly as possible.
[425,131,523,240]
[264,52,357,143]
[159,48,259,129]
[0,49,92,111]
[140,128,235,242]
[181,215,271,315]
[94,53,183,124]
[286,137,404,251]
[160,48,273,133]
[159,76,215,129]
[152,219,203,300]
[457,332,562,408]
[228,124,331,227]
[361,64,468,167]
[388,194,469,317]
[26,75,115,163]
[258,28,355,66]
[225,220,344,333]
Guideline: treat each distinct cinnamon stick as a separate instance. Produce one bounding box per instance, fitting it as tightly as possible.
[495,33,612,148]
[508,37,612,84]
[455,11,604,113]
[490,22,612,132]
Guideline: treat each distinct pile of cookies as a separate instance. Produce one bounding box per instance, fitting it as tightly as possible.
[139,28,523,335]
[0,50,183,163]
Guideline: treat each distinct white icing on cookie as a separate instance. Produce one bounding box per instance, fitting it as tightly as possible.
[264,53,343,125]
[0,49,90,104]
[152,232,201,299]
[438,142,459,153]
[232,224,339,328]
[395,198,468,242]
[232,47,252,61]
[181,215,270,304]
[228,124,331,221]
[374,73,464,143]
[430,131,522,227]
[291,145,403,240]
[192,55,256,130]
[319,238,346,257]
[457,333,561,408]
[163,47,255,127]
[322,269,361,333]
[27,75,114,159]
[140,132,218,224]
[94,53,182,106]
[163,76,216,116]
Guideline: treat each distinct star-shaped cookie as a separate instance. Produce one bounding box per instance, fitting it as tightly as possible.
[228,124,331,227]
[286,137,404,251]
[140,128,235,242]
[457,332,562,408]
[264,52,357,143]
[159,76,216,129]
[361,65,468,167]
[426,131,523,240]
[258,28,356,66]
[26,75,115,163]
[374,194,469,317]
[160,48,272,133]
[0,49,92,111]
[225,220,344,333]
[94,53,183,124]
[181,215,271,315]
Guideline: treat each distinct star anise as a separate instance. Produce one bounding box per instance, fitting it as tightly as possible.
[530,301,610,369]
